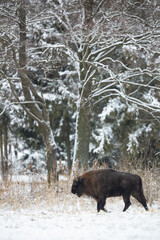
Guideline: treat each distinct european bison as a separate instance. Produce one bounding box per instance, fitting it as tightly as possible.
[71,169,148,212]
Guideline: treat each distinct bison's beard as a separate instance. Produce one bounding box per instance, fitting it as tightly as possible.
[77,192,83,197]
[71,188,77,194]
[71,189,82,197]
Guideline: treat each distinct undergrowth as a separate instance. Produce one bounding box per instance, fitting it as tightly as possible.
[0,162,160,212]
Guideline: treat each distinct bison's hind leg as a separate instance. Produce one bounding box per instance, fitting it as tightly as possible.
[97,199,107,212]
[132,191,149,211]
[122,194,131,212]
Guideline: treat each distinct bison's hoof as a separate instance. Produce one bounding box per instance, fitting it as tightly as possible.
[103,208,108,213]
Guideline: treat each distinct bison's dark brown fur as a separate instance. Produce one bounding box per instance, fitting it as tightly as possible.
[71,169,148,212]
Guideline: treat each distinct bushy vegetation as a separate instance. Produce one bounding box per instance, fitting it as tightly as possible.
[0,163,160,212]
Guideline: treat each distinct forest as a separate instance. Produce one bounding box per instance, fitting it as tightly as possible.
[0,1,160,240]
[0,0,160,182]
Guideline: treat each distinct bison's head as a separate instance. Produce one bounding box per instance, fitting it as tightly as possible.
[71,177,84,197]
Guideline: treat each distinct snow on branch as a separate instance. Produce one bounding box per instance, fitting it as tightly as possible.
[0,101,45,117]
[0,70,45,124]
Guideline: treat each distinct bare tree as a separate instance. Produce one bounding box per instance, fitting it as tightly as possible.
[0,0,160,175]
[0,0,57,184]
[47,0,160,171]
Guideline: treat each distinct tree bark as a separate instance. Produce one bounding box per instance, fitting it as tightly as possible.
[18,0,26,68]
[41,122,57,185]
[0,114,9,182]
[75,103,91,169]
[3,119,8,181]
[72,43,93,170]
[63,110,72,171]
[16,0,57,184]
[0,129,3,175]
[72,34,94,170]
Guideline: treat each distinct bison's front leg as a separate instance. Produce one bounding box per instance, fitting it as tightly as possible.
[97,199,107,212]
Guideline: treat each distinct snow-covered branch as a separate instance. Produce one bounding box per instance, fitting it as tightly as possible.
[0,101,45,117]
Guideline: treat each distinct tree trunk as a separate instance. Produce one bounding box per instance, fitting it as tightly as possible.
[46,144,57,185]
[63,110,72,171]
[3,121,8,181]
[16,0,57,184]
[18,0,26,68]
[72,39,93,171]
[0,129,3,175]
[0,115,9,182]
[73,100,91,171]
[40,121,57,185]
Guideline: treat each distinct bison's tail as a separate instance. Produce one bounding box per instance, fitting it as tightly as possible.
[138,175,143,191]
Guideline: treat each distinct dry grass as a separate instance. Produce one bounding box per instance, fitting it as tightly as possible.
[115,160,160,206]
[0,163,160,212]
[0,175,96,213]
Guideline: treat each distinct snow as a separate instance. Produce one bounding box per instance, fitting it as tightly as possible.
[0,175,160,240]
[93,124,113,154]
[0,200,160,240]
[127,124,152,153]
[143,90,160,108]
[98,98,126,121]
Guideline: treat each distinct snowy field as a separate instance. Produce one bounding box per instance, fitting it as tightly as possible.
[0,200,160,240]
[0,174,160,240]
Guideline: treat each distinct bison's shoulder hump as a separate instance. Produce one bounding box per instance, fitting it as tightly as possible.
[82,169,117,179]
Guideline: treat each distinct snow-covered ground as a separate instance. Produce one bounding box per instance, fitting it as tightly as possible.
[0,200,160,240]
